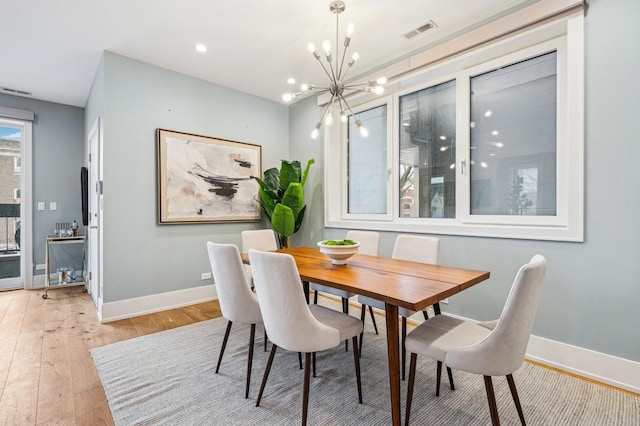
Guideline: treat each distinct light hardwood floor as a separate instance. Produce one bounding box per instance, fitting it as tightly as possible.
[0,287,221,425]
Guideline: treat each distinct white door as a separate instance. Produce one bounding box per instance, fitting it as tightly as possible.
[0,119,32,291]
[88,118,103,313]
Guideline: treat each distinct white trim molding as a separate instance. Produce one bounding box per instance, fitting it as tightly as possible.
[101,285,218,323]
[527,335,640,394]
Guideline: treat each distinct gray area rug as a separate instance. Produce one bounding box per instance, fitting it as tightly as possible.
[92,314,639,425]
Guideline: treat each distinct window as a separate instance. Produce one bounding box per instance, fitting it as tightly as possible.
[347,105,388,215]
[469,52,557,217]
[325,16,583,241]
[14,188,21,200]
[14,156,21,173]
[399,80,456,218]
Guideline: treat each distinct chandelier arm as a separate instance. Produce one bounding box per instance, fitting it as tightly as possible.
[318,100,333,123]
[340,65,355,82]
[317,59,335,83]
[337,40,349,80]
[339,94,357,117]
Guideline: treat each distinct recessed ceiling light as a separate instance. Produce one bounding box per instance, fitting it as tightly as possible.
[491,130,499,136]
[287,78,296,85]
[195,44,208,53]
[484,110,492,118]
[439,135,447,140]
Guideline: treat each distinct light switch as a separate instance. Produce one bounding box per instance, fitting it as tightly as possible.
[37,202,45,211]
[49,202,57,211]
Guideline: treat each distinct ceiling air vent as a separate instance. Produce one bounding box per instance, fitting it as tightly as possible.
[1,86,32,96]
[402,20,438,40]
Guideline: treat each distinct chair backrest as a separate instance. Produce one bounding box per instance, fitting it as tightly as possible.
[346,230,380,256]
[206,242,262,325]
[248,249,340,353]
[446,255,547,376]
[241,229,278,253]
[392,234,439,264]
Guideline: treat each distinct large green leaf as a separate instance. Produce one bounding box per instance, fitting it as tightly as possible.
[280,160,302,189]
[262,168,280,192]
[300,159,315,188]
[258,187,276,219]
[294,205,307,233]
[281,183,303,219]
[271,203,295,237]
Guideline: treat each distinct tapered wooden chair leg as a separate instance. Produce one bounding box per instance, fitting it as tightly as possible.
[298,352,303,369]
[264,328,268,352]
[302,353,312,426]
[352,336,363,403]
[312,352,317,377]
[484,376,501,426]
[447,366,455,390]
[507,374,526,425]
[245,324,256,398]
[256,344,278,407]
[368,306,379,334]
[402,317,407,380]
[313,290,318,304]
[216,320,232,374]
[359,305,366,357]
[433,302,441,315]
[405,353,417,426]
[343,298,350,351]
[436,361,443,396]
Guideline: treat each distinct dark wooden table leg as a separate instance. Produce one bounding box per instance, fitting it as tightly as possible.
[385,303,401,426]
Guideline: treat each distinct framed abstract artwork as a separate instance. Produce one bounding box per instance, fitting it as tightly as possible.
[156,129,262,224]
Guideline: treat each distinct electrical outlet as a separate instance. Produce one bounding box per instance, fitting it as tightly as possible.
[201,272,212,280]
[35,264,46,270]
[441,298,449,304]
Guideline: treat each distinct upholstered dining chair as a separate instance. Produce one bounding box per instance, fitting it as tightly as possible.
[249,249,364,426]
[206,242,263,399]
[404,255,547,426]
[241,229,278,283]
[241,229,278,352]
[357,234,451,384]
[310,230,380,351]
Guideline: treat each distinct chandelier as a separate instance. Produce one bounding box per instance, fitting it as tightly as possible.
[282,1,386,139]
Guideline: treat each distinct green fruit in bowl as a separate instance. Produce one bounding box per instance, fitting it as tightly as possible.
[323,239,357,246]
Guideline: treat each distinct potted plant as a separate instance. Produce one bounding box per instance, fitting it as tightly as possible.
[253,159,314,248]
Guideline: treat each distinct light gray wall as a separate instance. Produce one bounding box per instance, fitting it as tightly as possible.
[96,52,289,303]
[0,93,85,277]
[290,0,640,362]
[84,55,104,153]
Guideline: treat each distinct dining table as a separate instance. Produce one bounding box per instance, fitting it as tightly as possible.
[243,246,490,426]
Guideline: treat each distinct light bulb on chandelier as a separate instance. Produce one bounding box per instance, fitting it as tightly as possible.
[281,1,386,139]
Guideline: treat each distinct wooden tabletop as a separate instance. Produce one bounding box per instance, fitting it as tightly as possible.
[242,247,490,311]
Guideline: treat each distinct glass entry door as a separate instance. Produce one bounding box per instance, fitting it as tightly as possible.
[0,124,22,290]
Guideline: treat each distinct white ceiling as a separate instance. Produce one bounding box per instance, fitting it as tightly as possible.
[0,0,533,108]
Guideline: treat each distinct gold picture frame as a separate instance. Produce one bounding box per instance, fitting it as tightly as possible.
[156,129,262,224]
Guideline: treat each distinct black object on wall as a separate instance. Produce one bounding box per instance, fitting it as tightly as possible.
[81,167,89,226]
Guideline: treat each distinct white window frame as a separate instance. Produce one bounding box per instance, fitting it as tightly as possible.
[324,15,584,242]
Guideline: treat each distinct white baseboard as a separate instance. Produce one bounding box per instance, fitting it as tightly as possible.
[101,285,218,323]
[526,335,639,394]
[341,297,640,395]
